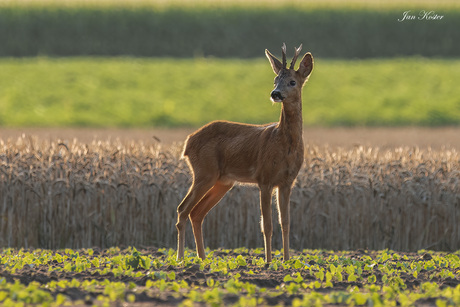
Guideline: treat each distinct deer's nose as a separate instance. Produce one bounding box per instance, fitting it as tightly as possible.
[270,90,284,101]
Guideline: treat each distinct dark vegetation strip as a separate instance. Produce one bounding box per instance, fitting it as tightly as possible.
[0,6,458,58]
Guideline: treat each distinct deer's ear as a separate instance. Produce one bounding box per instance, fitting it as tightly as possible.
[297,53,313,79]
[265,49,283,75]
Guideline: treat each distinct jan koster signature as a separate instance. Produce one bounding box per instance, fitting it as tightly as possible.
[398,10,444,22]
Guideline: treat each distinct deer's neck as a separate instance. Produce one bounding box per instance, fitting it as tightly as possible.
[277,96,303,149]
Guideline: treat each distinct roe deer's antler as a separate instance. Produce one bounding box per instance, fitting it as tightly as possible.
[290,44,303,69]
[281,43,287,69]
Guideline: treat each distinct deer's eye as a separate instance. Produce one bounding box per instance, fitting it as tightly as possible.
[289,80,296,86]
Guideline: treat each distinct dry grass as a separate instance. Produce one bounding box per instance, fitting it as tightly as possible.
[0,135,458,251]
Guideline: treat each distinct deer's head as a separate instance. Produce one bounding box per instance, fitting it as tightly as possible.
[265,43,313,103]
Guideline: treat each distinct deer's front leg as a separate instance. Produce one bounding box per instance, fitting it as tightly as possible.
[277,185,292,261]
[259,185,273,263]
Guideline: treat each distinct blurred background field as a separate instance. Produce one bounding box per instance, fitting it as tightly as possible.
[1,57,460,127]
[0,0,459,128]
[1,0,459,58]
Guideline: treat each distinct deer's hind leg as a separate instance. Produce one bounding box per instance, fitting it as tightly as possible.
[176,173,217,260]
[259,185,274,263]
[190,180,234,259]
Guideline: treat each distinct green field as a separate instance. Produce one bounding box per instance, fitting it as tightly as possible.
[1,0,459,128]
[0,57,459,127]
[1,247,459,306]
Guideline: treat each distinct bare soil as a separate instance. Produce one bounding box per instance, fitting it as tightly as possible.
[1,127,459,149]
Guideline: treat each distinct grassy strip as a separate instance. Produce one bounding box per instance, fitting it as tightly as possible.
[0,57,459,127]
[0,5,458,58]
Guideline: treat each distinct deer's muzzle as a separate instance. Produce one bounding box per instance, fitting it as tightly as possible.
[270,90,284,102]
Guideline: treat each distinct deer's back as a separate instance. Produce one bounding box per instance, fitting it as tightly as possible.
[183,120,303,186]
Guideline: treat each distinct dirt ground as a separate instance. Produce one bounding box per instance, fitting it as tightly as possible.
[1,127,459,149]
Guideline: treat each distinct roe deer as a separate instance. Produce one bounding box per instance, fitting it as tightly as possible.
[176,44,313,263]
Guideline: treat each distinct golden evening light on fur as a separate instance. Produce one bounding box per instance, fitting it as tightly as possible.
[176,44,313,263]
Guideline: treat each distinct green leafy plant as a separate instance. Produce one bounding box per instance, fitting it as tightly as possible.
[1,247,459,306]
